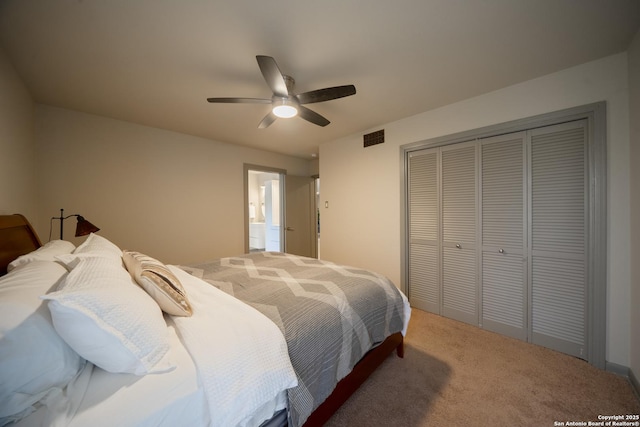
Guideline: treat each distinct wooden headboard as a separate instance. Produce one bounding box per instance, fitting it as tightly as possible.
[0,214,42,276]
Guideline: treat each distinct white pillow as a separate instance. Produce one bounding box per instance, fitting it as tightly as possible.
[122,250,193,317]
[7,240,76,272]
[73,233,122,260]
[0,261,84,424]
[41,255,174,375]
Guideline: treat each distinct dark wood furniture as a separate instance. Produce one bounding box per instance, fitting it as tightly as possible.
[0,214,41,276]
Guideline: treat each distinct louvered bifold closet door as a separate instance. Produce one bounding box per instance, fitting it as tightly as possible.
[408,149,439,313]
[529,120,588,359]
[480,133,527,340]
[441,142,477,325]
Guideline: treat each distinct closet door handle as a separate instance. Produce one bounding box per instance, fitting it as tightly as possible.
[455,244,461,249]
[499,248,504,253]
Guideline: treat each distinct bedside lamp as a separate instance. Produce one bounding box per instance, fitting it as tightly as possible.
[54,208,100,240]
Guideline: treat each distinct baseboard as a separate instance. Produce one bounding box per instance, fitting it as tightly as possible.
[606,361,640,401]
[606,361,630,377]
[629,368,640,401]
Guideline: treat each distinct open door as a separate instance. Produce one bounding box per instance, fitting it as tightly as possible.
[284,175,317,258]
[245,166,285,253]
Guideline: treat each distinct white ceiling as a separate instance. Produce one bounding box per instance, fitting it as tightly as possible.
[1,1,639,159]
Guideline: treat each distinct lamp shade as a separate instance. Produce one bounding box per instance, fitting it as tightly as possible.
[75,216,100,237]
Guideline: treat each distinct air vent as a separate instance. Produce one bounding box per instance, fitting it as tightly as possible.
[363,129,385,148]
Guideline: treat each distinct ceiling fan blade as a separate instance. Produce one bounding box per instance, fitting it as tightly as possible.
[298,106,330,127]
[258,111,277,129]
[296,85,356,104]
[256,55,289,97]
[207,97,271,104]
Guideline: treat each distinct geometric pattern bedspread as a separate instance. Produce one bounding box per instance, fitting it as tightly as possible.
[184,252,406,427]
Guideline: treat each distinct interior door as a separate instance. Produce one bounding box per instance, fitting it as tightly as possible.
[480,132,527,340]
[407,148,440,313]
[529,120,588,359]
[441,142,477,326]
[284,175,316,258]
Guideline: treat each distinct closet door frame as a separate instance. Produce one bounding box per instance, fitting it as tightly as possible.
[400,102,606,369]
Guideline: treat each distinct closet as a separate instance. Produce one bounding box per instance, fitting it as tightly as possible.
[407,119,590,360]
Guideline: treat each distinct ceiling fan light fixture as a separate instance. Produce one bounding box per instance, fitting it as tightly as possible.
[272,97,298,118]
[207,55,355,128]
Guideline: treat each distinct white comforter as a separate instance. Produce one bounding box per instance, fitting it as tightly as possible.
[14,266,296,427]
[169,266,298,427]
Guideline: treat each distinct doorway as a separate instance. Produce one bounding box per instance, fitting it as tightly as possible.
[245,166,285,253]
[244,165,318,258]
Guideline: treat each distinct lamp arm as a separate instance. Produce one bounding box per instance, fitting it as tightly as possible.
[52,208,81,240]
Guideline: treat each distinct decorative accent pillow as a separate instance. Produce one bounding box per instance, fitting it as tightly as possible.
[0,261,83,424]
[41,255,174,375]
[72,233,122,261]
[122,250,193,317]
[7,240,76,272]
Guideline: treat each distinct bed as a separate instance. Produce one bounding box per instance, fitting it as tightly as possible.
[0,214,410,427]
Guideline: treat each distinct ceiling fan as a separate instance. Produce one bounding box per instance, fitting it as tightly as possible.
[207,55,356,128]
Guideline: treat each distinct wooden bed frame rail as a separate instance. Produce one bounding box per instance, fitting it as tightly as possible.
[302,332,404,426]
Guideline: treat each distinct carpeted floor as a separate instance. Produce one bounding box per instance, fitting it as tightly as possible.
[325,309,640,426]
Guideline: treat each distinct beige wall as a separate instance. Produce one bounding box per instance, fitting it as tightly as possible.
[0,45,37,221]
[319,53,632,367]
[628,29,640,385]
[310,158,319,176]
[33,105,311,264]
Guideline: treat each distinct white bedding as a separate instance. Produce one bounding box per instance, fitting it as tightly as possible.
[13,268,295,427]
[168,266,298,427]
[14,324,210,427]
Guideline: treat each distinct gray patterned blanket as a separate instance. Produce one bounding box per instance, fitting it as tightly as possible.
[185,252,406,427]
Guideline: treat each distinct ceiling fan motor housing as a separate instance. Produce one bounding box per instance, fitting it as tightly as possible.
[282,75,296,93]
